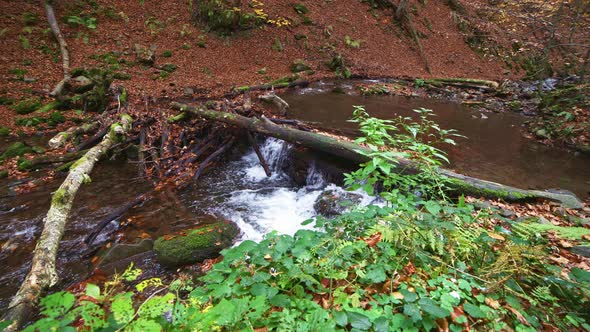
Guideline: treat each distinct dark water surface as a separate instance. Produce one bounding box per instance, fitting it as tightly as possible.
[282,81,590,199]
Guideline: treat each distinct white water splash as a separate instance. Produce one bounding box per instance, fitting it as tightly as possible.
[206,138,375,242]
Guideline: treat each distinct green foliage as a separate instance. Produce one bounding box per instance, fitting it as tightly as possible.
[22,109,590,331]
[161,50,173,57]
[327,54,351,78]
[194,0,265,34]
[64,15,98,30]
[0,126,10,136]
[345,35,362,49]
[344,106,461,200]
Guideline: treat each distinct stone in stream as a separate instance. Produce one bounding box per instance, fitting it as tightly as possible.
[154,222,239,267]
[314,189,364,218]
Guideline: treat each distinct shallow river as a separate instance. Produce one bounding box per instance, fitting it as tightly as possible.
[0,81,588,310]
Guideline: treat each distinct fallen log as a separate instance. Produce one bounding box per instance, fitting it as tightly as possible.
[72,125,110,152]
[48,122,99,149]
[171,102,584,209]
[423,78,499,90]
[2,114,133,330]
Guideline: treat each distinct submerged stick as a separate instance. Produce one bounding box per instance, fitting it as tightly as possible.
[171,102,584,209]
[2,114,133,330]
[247,131,272,177]
[84,193,148,245]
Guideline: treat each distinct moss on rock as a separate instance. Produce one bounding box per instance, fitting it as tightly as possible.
[11,98,42,115]
[0,142,33,161]
[0,127,10,136]
[154,222,239,267]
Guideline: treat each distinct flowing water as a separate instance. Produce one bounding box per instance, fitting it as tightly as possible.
[1,82,589,310]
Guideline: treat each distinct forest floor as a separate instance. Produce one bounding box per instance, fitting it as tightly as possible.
[0,0,507,130]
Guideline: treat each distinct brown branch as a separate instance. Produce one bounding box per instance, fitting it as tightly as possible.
[44,0,71,97]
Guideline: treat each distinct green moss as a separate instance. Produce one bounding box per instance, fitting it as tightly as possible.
[17,157,33,171]
[32,146,45,154]
[51,188,68,206]
[445,178,531,201]
[0,96,15,106]
[161,50,173,57]
[0,142,33,161]
[0,127,10,136]
[11,98,42,115]
[55,160,75,172]
[113,72,132,80]
[168,112,188,123]
[154,222,239,267]
[36,100,62,114]
[70,155,87,170]
[161,63,177,73]
[290,59,311,73]
[0,169,8,178]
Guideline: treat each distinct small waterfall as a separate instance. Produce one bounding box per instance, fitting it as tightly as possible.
[201,137,376,242]
[242,138,292,181]
[305,162,326,189]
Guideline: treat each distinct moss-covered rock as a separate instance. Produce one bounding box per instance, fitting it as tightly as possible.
[314,189,364,218]
[0,142,33,161]
[10,98,42,115]
[0,170,8,178]
[154,222,239,267]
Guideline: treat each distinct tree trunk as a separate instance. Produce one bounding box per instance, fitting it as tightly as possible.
[2,114,133,330]
[44,1,71,98]
[171,102,583,209]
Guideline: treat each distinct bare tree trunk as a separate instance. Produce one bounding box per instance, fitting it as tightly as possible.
[171,102,583,209]
[2,114,133,331]
[44,0,71,98]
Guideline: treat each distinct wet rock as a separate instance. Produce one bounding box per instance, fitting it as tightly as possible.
[184,87,194,96]
[134,44,156,65]
[97,238,154,267]
[314,189,364,217]
[499,209,516,218]
[569,245,590,258]
[154,222,239,267]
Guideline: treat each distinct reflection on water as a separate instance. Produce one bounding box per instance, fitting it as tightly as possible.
[282,82,590,199]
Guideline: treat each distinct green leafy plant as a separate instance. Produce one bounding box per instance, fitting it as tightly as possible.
[64,15,98,30]
[344,106,461,200]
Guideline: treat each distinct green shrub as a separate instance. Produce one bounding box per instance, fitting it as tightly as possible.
[192,0,264,34]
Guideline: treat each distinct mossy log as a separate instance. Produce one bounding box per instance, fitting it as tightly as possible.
[171,102,583,209]
[424,78,499,90]
[2,114,132,331]
[48,122,99,149]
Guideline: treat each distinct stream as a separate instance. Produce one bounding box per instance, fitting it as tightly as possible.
[1,81,589,310]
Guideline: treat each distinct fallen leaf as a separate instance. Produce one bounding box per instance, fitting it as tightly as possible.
[485,297,500,309]
[505,305,529,325]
